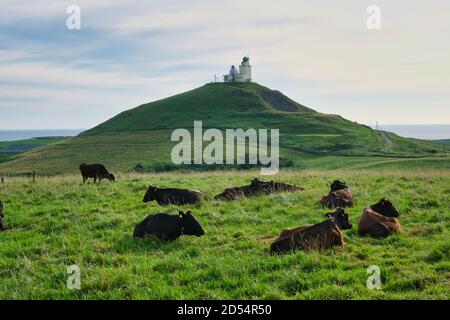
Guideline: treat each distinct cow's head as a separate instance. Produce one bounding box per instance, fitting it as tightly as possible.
[251,178,262,185]
[143,186,157,203]
[371,198,399,217]
[180,211,205,237]
[108,173,116,182]
[325,208,352,230]
[330,180,348,192]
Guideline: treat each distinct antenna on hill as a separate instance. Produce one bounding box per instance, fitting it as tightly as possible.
[375,122,380,131]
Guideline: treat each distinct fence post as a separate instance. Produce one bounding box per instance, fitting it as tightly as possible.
[1,177,4,184]
[32,171,36,183]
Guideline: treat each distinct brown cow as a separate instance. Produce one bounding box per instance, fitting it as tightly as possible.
[270,208,353,253]
[0,201,5,231]
[358,198,401,238]
[214,178,302,201]
[320,188,354,208]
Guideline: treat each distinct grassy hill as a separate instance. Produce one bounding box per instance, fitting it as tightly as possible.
[0,82,446,175]
[0,170,448,299]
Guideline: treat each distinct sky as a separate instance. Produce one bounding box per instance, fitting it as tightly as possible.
[0,0,449,130]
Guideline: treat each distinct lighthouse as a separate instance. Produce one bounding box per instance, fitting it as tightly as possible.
[223,57,252,82]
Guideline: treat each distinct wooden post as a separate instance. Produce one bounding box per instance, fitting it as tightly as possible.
[32,171,36,183]
[1,177,4,184]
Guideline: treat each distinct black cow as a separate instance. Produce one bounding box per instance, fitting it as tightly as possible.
[143,186,203,205]
[0,201,5,231]
[79,163,115,183]
[133,211,205,241]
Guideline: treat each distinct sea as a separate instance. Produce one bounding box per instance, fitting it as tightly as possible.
[372,124,450,140]
[0,129,85,141]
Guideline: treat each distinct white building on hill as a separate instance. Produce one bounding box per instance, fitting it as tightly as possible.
[223,57,252,82]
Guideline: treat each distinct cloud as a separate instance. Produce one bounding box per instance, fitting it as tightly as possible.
[0,0,449,129]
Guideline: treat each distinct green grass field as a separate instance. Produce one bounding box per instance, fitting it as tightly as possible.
[0,169,448,299]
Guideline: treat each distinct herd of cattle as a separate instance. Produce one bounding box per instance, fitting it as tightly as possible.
[0,163,402,254]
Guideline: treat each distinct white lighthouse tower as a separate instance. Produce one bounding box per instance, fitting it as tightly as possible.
[223,57,252,82]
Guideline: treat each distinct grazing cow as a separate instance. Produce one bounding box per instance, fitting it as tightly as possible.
[358,198,401,238]
[320,187,354,208]
[143,186,203,205]
[271,208,353,253]
[133,211,205,241]
[79,163,115,183]
[0,201,5,231]
[214,178,302,201]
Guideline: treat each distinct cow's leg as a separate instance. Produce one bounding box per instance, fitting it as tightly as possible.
[82,176,87,184]
[94,176,97,184]
[334,230,345,247]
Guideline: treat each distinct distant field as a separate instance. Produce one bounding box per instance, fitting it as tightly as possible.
[0,170,448,299]
[0,137,69,165]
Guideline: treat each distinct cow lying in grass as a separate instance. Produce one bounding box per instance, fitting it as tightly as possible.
[0,201,5,231]
[358,198,401,238]
[143,186,203,205]
[133,211,205,241]
[270,208,353,253]
[79,163,115,183]
[214,178,302,201]
[320,180,354,208]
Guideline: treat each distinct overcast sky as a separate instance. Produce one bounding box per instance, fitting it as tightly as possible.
[1,0,449,129]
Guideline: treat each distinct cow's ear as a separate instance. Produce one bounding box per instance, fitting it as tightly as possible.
[179,211,185,218]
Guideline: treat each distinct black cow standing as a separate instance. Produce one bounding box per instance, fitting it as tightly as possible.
[0,201,5,231]
[133,211,205,241]
[143,186,203,205]
[79,163,115,183]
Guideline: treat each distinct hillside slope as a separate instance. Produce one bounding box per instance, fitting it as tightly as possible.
[0,82,445,175]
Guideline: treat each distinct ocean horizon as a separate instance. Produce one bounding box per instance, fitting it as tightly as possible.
[372,124,450,140]
[0,125,449,142]
[0,129,85,141]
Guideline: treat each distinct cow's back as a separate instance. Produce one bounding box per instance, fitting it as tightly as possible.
[80,164,108,177]
[156,188,203,205]
[134,214,182,240]
[293,219,343,250]
[358,208,400,237]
